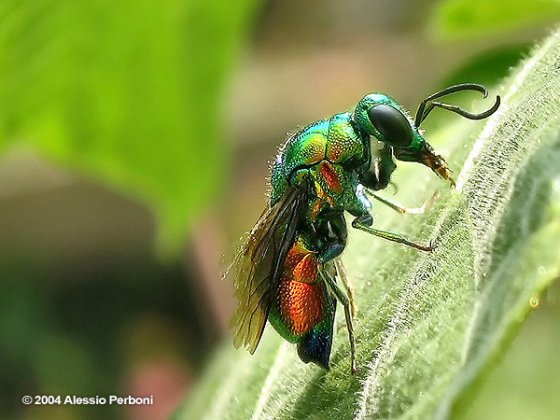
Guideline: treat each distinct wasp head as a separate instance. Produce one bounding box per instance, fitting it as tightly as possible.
[353,93,455,186]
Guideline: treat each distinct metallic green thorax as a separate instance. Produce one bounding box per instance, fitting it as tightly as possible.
[270,112,364,204]
[270,111,368,224]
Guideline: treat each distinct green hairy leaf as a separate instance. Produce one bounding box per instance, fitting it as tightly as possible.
[176,30,560,419]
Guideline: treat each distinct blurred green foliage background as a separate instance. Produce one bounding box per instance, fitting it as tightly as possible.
[0,0,558,419]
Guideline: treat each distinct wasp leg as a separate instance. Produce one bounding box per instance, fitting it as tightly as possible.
[334,259,357,319]
[352,218,436,252]
[320,269,356,374]
[366,190,439,215]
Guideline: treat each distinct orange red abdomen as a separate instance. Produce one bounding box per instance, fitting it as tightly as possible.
[277,277,325,336]
[269,237,327,340]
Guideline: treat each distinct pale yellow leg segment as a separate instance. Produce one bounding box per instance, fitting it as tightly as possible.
[335,259,357,319]
[320,269,356,374]
[366,190,439,215]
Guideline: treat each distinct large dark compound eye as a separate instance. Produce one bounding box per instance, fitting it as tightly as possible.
[367,104,413,147]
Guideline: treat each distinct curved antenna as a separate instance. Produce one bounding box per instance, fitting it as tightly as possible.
[415,83,501,127]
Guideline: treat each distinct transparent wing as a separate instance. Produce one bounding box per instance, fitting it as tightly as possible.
[229,187,306,353]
